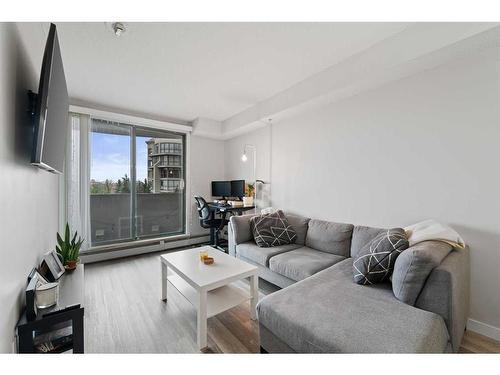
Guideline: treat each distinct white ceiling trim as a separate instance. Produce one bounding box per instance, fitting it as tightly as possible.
[191,117,223,139]
[218,22,500,140]
[69,105,193,133]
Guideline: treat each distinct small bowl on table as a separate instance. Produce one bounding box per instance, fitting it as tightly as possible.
[203,257,214,265]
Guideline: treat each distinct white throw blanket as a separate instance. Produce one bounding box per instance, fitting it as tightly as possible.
[404,219,465,248]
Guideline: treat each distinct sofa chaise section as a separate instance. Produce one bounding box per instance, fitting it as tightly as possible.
[257,258,451,353]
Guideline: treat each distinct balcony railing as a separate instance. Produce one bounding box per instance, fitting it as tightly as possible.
[150,150,182,156]
[90,192,184,246]
[157,162,182,167]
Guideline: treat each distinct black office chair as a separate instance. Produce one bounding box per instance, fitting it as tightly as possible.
[194,196,229,250]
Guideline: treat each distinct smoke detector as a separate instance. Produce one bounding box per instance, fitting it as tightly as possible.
[111,22,126,37]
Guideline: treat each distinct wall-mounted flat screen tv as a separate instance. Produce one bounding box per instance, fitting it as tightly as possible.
[31,23,69,174]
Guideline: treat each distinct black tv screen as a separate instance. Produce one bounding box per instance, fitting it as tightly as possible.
[31,23,69,174]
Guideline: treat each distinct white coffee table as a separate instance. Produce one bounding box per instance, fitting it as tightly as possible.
[160,246,259,351]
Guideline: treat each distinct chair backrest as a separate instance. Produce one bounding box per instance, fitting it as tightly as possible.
[194,196,210,221]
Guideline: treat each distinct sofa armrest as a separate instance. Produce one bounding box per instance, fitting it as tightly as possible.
[228,221,236,257]
[415,245,470,352]
[228,214,256,257]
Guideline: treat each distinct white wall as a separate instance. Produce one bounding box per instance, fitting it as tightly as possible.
[0,23,60,352]
[225,48,500,335]
[224,125,271,182]
[224,126,272,209]
[190,135,225,235]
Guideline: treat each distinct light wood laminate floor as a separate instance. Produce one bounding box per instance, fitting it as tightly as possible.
[84,249,500,353]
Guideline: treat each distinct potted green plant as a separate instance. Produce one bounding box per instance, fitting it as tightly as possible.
[243,183,255,206]
[56,223,84,271]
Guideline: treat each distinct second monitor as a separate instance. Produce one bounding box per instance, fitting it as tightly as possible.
[211,180,245,199]
[230,180,245,199]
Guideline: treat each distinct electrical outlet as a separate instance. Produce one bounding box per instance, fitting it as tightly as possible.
[152,225,159,232]
[95,229,104,237]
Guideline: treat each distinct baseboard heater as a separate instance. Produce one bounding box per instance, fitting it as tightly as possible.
[80,234,210,263]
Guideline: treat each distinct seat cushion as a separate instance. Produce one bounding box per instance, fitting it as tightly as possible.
[257,258,450,353]
[350,225,385,258]
[352,228,409,285]
[269,247,345,282]
[305,219,354,256]
[250,210,297,247]
[236,241,301,267]
[392,241,453,305]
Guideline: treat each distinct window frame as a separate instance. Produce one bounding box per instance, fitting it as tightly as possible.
[68,105,192,253]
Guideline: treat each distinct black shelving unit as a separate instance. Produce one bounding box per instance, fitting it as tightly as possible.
[16,265,84,354]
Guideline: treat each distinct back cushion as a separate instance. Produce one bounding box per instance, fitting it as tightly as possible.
[229,214,257,245]
[392,241,453,305]
[351,225,385,257]
[352,228,409,285]
[250,210,297,247]
[285,214,310,245]
[305,219,354,257]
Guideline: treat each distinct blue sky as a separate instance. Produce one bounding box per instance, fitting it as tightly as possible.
[91,133,148,182]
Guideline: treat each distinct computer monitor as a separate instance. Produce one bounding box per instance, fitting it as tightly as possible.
[231,180,245,198]
[211,181,231,198]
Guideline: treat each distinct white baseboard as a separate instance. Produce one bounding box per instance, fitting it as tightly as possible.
[81,235,209,263]
[467,318,500,342]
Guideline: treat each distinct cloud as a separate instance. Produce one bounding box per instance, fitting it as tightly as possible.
[90,133,150,181]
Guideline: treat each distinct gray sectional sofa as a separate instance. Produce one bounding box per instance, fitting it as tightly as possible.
[228,214,470,353]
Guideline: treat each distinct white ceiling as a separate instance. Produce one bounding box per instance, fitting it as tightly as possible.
[16,22,410,123]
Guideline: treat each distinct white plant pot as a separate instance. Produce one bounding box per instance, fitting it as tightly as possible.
[242,196,254,207]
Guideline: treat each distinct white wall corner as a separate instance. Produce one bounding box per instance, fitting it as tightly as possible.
[467,318,500,342]
[192,117,223,139]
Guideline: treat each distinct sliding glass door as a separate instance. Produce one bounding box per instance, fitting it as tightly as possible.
[135,127,185,240]
[89,118,185,246]
[90,120,132,244]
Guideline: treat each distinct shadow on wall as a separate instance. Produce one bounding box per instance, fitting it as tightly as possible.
[5,24,40,351]
[451,223,500,261]
[13,24,37,169]
[451,223,500,327]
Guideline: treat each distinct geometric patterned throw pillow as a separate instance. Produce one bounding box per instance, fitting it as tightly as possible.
[250,210,297,247]
[352,228,409,285]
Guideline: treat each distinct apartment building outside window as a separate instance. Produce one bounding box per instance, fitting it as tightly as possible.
[161,168,181,179]
[161,179,181,192]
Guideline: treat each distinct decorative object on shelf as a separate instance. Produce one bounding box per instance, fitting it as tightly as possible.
[56,223,84,271]
[243,182,255,206]
[28,267,49,284]
[40,250,65,281]
[35,282,59,309]
[26,268,49,321]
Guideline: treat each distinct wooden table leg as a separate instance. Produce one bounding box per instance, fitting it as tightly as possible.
[197,291,208,350]
[250,274,259,320]
[161,260,168,302]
